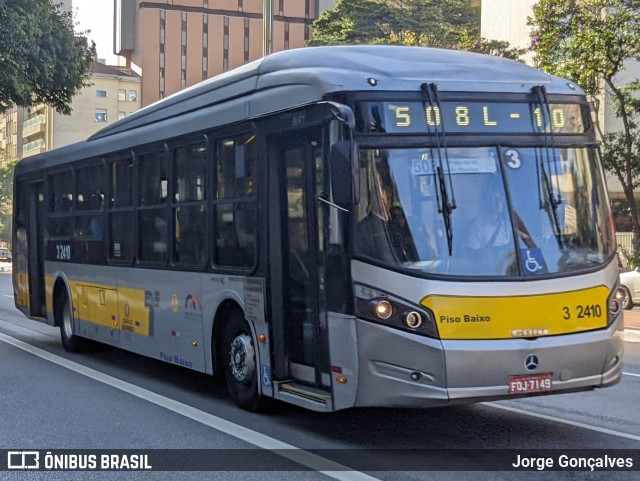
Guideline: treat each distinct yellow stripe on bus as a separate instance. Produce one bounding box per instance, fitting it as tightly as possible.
[421,286,610,340]
[44,277,152,337]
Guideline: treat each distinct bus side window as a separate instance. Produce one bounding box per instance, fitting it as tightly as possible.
[213,133,256,268]
[138,150,169,264]
[175,206,206,265]
[173,140,208,267]
[108,157,134,263]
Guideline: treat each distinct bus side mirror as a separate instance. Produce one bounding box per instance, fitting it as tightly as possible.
[330,141,357,209]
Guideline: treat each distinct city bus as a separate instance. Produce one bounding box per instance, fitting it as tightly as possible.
[12,46,624,412]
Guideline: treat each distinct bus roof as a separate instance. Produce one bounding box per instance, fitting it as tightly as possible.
[16,45,582,175]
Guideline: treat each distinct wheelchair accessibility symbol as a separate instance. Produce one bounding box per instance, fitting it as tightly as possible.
[262,366,272,387]
[522,248,545,275]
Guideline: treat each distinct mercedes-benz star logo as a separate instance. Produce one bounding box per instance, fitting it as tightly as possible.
[525,354,539,371]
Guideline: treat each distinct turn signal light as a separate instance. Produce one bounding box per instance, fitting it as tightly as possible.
[405,311,423,329]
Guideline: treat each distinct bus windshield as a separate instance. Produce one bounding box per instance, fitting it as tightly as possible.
[354,146,615,277]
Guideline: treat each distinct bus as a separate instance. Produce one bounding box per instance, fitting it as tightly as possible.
[12,46,624,412]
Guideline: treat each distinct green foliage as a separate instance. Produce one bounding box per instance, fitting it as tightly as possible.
[456,32,527,61]
[528,0,640,95]
[0,151,17,244]
[309,0,398,45]
[0,0,96,115]
[310,0,525,58]
[618,245,640,269]
[529,0,640,247]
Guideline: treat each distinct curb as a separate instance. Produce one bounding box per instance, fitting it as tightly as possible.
[623,329,640,342]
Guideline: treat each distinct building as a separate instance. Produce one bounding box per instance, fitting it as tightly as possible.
[480,0,640,203]
[0,109,24,161]
[114,0,334,107]
[0,62,142,162]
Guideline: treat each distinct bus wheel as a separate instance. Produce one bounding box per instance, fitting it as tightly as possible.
[619,286,633,310]
[222,311,270,412]
[57,291,84,352]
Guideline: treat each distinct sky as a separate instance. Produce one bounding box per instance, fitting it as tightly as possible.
[73,0,119,65]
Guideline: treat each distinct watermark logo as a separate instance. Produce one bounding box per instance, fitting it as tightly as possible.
[7,451,39,470]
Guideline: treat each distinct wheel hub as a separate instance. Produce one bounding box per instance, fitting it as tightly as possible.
[229,334,255,384]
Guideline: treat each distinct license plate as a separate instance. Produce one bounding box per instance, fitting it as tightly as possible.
[508,373,553,394]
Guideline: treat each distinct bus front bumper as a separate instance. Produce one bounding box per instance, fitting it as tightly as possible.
[353,317,624,408]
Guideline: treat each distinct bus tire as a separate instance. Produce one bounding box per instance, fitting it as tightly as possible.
[620,286,633,310]
[221,310,270,412]
[57,290,85,352]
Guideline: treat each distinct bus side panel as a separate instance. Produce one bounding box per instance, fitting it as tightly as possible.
[115,267,207,373]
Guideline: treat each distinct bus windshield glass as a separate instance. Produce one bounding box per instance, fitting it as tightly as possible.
[354,146,615,277]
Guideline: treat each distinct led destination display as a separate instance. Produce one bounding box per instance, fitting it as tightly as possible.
[359,101,585,134]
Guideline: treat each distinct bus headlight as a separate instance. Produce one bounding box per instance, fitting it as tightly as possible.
[608,287,623,327]
[355,284,438,338]
[373,299,393,319]
[404,311,423,329]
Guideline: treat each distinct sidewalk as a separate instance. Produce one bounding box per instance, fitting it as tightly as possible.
[624,308,640,331]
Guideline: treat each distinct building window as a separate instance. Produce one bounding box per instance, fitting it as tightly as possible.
[244,18,250,62]
[284,22,290,50]
[128,90,137,102]
[181,11,187,89]
[118,89,126,101]
[95,109,108,122]
[203,13,209,81]
[96,90,107,98]
[223,16,229,72]
[118,111,126,120]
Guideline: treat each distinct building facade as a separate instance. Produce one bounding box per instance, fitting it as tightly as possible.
[114,0,332,107]
[0,62,141,162]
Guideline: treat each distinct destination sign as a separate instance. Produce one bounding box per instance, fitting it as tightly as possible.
[358,102,585,134]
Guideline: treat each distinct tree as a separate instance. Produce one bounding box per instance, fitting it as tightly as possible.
[0,0,96,115]
[309,0,524,59]
[528,0,640,260]
[0,150,17,245]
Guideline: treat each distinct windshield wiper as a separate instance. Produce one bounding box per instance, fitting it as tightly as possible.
[531,85,563,249]
[421,82,456,255]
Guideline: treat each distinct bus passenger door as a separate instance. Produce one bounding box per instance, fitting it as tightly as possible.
[27,181,46,318]
[270,132,331,393]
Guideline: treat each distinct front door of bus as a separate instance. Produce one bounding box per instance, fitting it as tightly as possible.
[275,133,330,388]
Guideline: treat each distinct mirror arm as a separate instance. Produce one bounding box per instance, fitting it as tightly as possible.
[320,101,356,130]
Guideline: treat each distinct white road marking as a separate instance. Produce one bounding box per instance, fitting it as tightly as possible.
[624,371,640,379]
[0,332,380,481]
[483,402,640,442]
